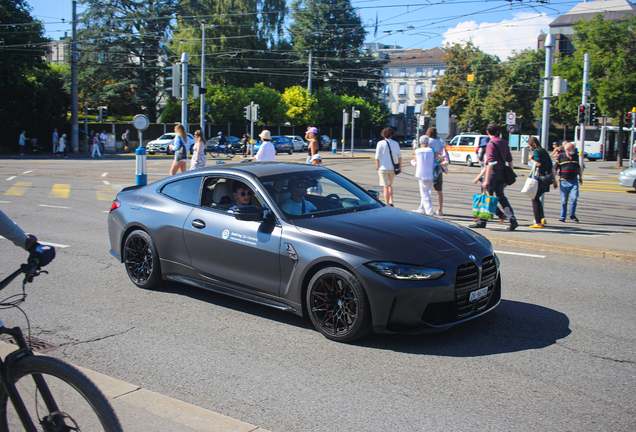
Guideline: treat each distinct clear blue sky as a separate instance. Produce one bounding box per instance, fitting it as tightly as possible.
[26,0,581,59]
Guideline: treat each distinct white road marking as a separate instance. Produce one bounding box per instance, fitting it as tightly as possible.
[22,170,33,174]
[0,200,11,204]
[103,180,111,185]
[102,172,108,177]
[0,236,69,248]
[494,250,545,258]
[6,176,16,181]
[38,204,71,209]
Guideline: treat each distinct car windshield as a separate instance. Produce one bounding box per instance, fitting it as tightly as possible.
[260,170,381,219]
[158,134,175,140]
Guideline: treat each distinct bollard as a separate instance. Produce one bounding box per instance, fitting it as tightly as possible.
[135,146,147,186]
[331,139,337,153]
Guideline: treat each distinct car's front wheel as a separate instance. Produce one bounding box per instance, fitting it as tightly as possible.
[123,230,162,289]
[306,267,371,342]
[288,147,293,155]
[466,155,474,167]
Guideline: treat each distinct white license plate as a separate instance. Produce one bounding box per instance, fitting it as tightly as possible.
[469,287,488,302]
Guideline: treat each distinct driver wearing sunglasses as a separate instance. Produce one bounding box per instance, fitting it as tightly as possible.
[228,181,253,212]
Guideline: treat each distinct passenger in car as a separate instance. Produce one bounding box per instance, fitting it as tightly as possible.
[228,181,253,212]
[281,180,317,215]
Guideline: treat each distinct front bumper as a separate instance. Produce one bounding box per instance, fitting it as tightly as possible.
[357,251,501,334]
[618,173,635,188]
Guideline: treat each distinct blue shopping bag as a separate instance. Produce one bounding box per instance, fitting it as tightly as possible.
[472,193,499,220]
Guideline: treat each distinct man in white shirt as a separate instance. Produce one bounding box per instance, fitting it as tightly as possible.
[281,179,317,215]
[52,128,58,154]
[252,130,276,162]
[99,130,107,155]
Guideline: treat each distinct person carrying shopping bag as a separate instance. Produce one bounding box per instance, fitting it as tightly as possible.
[527,137,556,228]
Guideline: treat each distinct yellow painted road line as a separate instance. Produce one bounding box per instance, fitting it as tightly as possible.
[4,182,32,196]
[49,183,71,198]
[96,189,117,201]
[580,188,630,193]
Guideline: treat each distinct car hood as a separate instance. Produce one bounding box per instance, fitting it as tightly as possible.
[290,207,489,265]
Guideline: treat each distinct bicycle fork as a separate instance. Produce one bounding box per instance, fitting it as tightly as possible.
[0,324,64,432]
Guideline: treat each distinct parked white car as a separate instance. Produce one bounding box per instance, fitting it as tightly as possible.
[147,133,195,155]
[618,167,636,191]
[286,135,308,152]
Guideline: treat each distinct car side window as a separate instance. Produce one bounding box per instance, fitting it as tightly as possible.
[201,177,265,211]
[161,176,202,206]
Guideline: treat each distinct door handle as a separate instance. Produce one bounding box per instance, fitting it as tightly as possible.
[192,219,206,229]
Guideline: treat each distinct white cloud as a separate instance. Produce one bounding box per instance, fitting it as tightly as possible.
[442,12,554,60]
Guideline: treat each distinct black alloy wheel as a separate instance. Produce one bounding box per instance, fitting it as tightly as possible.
[307,267,371,342]
[123,230,162,289]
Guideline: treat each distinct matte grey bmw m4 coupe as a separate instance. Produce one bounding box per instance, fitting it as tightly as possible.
[108,162,501,342]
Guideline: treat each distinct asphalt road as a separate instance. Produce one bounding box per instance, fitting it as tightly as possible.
[1,155,635,431]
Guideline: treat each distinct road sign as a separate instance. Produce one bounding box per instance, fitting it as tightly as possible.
[507,124,516,134]
[132,115,149,131]
[586,83,592,89]
[506,111,516,125]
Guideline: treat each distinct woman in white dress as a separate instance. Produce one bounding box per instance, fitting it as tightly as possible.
[190,130,207,170]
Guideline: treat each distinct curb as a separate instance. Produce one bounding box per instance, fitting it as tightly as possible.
[485,235,636,262]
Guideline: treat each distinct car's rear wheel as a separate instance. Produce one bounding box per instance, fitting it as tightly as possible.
[306,267,371,342]
[466,155,474,167]
[288,147,293,155]
[123,230,162,289]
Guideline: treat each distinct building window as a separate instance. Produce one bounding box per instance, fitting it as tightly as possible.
[399,68,407,77]
[398,83,407,96]
[414,103,422,113]
[414,83,423,95]
[431,83,437,93]
[416,68,423,77]
[384,69,391,77]
[384,85,390,95]
[433,69,439,76]
[439,68,445,76]
[398,103,406,114]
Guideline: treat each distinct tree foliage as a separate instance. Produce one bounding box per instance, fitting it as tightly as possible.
[289,0,383,98]
[0,0,68,152]
[282,86,317,126]
[77,0,178,122]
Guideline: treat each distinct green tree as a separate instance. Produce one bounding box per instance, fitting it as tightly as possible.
[282,86,317,125]
[0,0,68,152]
[77,0,178,122]
[505,49,544,131]
[205,84,249,124]
[314,88,346,127]
[247,83,287,125]
[174,0,290,91]
[569,14,636,166]
[159,98,181,123]
[289,0,382,98]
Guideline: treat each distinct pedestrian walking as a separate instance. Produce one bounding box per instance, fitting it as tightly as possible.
[190,130,207,170]
[374,127,402,207]
[527,137,555,228]
[411,135,444,215]
[168,124,189,175]
[91,135,103,158]
[241,133,251,157]
[305,127,322,165]
[88,130,94,153]
[422,127,448,215]
[19,131,28,156]
[470,123,519,231]
[52,128,59,154]
[122,129,130,152]
[554,141,583,223]
[251,130,276,162]
[99,130,107,155]
[57,134,67,158]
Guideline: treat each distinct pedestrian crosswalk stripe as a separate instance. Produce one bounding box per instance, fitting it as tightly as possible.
[4,182,32,196]
[49,184,71,198]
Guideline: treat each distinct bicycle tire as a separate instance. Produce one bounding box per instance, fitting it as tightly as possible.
[0,355,122,432]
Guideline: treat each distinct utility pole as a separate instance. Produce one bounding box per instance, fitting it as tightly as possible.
[71,0,78,152]
[200,21,206,135]
[308,52,312,94]
[180,53,189,130]
[540,34,554,154]
[342,109,348,156]
[350,106,355,157]
[579,53,590,172]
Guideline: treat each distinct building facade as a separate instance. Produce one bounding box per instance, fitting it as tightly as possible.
[380,47,448,137]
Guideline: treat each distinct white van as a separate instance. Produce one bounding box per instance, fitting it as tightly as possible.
[446,133,489,167]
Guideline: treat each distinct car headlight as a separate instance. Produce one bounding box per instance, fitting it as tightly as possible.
[365,262,444,280]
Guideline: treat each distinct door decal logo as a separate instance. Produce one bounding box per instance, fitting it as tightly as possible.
[222,229,230,240]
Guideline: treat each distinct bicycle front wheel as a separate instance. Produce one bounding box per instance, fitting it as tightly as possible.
[0,355,122,432]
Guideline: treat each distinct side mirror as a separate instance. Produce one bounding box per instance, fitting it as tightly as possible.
[233,205,266,221]
[367,189,380,200]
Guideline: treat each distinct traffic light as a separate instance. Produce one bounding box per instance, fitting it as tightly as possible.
[166,64,180,98]
[627,112,633,124]
[251,104,260,122]
[577,104,586,124]
[244,105,251,121]
[588,102,597,124]
[98,106,108,122]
